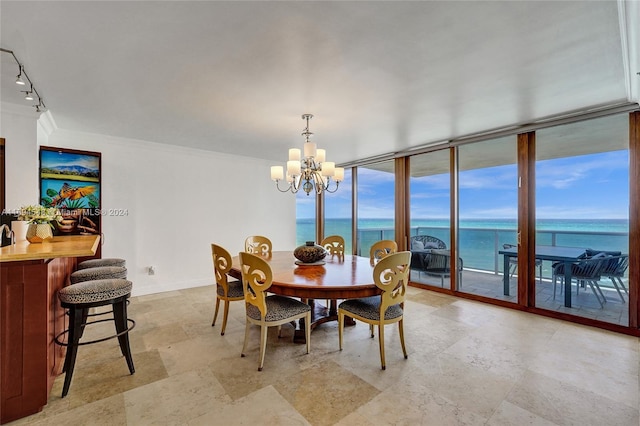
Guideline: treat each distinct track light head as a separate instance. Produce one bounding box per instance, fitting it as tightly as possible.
[16,65,26,85]
[24,86,34,101]
[35,99,46,113]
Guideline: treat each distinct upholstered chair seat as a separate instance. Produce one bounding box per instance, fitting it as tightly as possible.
[216,280,244,298]
[338,296,403,321]
[246,295,311,322]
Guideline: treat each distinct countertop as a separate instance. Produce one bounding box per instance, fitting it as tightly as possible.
[0,235,100,262]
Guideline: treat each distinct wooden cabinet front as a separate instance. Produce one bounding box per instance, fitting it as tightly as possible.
[0,257,74,424]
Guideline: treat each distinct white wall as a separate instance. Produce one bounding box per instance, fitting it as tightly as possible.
[2,106,297,296]
[1,103,40,209]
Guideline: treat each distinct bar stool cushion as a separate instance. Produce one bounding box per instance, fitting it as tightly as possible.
[59,279,133,304]
[70,266,127,284]
[78,258,126,270]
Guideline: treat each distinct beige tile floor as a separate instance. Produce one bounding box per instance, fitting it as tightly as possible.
[8,285,640,425]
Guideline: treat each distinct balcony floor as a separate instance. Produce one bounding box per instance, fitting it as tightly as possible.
[410,268,630,327]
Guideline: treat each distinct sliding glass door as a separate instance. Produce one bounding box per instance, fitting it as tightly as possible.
[296,189,316,246]
[324,168,353,254]
[534,114,629,325]
[356,161,395,257]
[409,149,452,288]
[458,136,519,302]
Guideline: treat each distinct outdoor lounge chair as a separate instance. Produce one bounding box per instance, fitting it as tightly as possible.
[409,235,462,287]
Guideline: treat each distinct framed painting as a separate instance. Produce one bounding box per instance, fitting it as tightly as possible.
[39,146,101,236]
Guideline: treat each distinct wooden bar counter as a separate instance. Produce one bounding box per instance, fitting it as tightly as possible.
[0,235,100,424]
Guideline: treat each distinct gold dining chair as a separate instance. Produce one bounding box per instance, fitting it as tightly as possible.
[239,252,311,371]
[211,244,245,335]
[321,235,346,308]
[338,251,411,370]
[369,239,398,264]
[321,235,345,259]
[244,235,272,256]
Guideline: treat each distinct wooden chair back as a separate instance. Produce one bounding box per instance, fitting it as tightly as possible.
[374,251,411,315]
[212,244,234,295]
[239,251,273,318]
[244,235,272,256]
[321,235,345,258]
[369,239,398,264]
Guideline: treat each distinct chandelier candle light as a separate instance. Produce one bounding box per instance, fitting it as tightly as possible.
[271,114,344,195]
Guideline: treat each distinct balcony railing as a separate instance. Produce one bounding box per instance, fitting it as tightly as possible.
[357,225,628,280]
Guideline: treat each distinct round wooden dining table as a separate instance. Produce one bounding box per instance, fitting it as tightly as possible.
[229,251,379,342]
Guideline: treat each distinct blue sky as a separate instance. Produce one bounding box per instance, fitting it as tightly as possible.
[297,150,630,220]
[41,149,99,171]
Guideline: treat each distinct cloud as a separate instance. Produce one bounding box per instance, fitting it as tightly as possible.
[459,206,518,219]
[537,151,628,189]
[459,167,517,190]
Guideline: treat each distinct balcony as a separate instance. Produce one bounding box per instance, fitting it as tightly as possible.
[357,225,629,327]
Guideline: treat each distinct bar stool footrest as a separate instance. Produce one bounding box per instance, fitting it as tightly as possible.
[55,318,135,347]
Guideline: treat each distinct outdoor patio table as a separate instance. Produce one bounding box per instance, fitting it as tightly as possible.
[499,245,587,308]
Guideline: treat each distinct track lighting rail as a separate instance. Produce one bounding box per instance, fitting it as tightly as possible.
[1,47,47,112]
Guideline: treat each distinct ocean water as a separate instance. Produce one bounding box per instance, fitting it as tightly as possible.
[297,218,629,275]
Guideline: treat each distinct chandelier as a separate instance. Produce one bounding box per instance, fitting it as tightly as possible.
[270,114,344,195]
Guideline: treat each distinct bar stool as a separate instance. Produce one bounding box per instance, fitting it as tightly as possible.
[56,278,136,397]
[70,266,129,335]
[70,266,127,284]
[78,258,126,270]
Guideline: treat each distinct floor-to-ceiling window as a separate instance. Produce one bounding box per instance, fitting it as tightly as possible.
[296,189,316,246]
[535,114,629,326]
[310,110,638,335]
[408,149,452,288]
[324,168,353,254]
[356,161,395,257]
[457,136,519,302]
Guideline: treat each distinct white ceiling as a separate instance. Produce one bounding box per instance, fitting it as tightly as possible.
[1,1,638,165]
